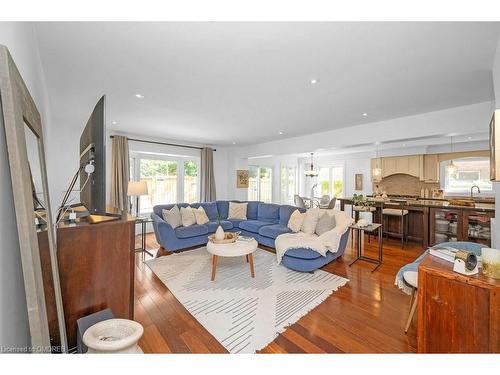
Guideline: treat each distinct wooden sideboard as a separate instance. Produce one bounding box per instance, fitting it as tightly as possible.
[55,216,136,350]
[417,255,500,353]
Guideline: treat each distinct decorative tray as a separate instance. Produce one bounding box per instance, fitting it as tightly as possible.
[208,231,241,244]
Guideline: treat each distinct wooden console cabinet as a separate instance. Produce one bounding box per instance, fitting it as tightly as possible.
[417,255,500,353]
[56,217,136,350]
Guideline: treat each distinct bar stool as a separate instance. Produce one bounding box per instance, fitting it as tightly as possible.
[382,202,409,249]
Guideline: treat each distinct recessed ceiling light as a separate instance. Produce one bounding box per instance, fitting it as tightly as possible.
[279,131,284,135]
[362,113,368,117]
[310,78,319,85]
[135,93,144,99]
[468,136,473,140]
[402,143,407,147]
[111,120,117,125]
[232,141,236,145]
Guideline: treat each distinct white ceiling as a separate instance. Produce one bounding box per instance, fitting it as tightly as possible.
[34,22,500,146]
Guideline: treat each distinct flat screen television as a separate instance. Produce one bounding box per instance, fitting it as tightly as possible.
[79,95,106,214]
[490,109,500,181]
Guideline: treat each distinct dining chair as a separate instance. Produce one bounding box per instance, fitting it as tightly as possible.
[326,197,337,209]
[294,195,307,209]
[318,195,330,208]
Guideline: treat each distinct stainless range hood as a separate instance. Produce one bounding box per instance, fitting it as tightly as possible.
[491,109,500,181]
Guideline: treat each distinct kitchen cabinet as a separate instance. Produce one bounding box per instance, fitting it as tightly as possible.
[429,207,463,245]
[381,157,397,177]
[408,155,422,178]
[379,155,423,179]
[462,210,494,246]
[423,154,439,182]
[429,207,494,247]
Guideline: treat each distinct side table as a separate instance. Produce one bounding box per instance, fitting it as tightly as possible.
[348,223,383,272]
[135,216,154,262]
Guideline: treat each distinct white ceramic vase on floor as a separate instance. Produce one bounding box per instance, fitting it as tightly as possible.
[83,319,144,354]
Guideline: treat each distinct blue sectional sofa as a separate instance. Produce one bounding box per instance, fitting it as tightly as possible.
[151,200,350,272]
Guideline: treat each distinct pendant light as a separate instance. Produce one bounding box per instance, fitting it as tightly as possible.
[446,136,458,176]
[372,143,382,179]
[305,152,318,177]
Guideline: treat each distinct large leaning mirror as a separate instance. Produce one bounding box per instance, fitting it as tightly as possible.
[0,45,67,352]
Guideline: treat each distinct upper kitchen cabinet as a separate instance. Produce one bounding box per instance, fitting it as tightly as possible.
[380,155,423,179]
[423,154,439,182]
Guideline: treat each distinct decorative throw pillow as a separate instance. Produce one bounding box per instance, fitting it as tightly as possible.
[287,209,305,233]
[228,202,248,220]
[301,208,320,234]
[193,206,209,225]
[162,205,182,228]
[315,211,336,236]
[180,206,196,227]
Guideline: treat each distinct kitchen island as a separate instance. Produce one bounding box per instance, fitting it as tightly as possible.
[338,197,495,248]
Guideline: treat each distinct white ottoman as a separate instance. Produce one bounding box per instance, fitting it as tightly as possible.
[83,319,144,354]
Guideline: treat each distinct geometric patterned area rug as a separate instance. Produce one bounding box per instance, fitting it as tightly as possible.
[145,247,348,353]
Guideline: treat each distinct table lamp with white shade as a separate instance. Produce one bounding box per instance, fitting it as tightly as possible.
[127,181,148,217]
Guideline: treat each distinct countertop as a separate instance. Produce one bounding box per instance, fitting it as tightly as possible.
[339,197,495,212]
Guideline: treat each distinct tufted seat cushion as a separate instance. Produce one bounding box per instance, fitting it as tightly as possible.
[283,248,323,260]
[239,220,273,233]
[383,208,409,216]
[175,224,208,239]
[258,224,291,239]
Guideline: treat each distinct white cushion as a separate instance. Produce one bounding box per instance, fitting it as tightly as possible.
[403,271,418,288]
[162,205,182,228]
[193,206,209,225]
[228,202,247,220]
[383,208,408,216]
[301,208,320,234]
[180,206,196,227]
[315,212,336,236]
[287,209,305,233]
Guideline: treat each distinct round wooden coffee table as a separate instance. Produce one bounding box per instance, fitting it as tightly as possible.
[206,238,258,281]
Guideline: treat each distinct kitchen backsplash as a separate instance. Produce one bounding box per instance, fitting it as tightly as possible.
[372,174,440,196]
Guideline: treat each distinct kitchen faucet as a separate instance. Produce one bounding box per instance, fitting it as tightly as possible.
[470,185,481,199]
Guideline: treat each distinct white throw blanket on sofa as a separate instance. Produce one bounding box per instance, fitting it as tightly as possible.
[275,209,354,264]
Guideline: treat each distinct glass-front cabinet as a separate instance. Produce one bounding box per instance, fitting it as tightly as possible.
[463,210,494,246]
[429,207,494,247]
[430,208,463,246]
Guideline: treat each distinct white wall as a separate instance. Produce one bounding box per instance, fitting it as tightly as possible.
[232,101,494,159]
[492,35,500,248]
[0,22,51,350]
[226,101,494,205]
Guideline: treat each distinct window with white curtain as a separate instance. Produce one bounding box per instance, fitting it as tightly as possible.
[280,165,297,204]
[248,165,273,203]
[130,153,200,214]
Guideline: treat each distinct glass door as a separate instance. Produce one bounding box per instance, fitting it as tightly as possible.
[313,165,344,202]
[280,165,297,204]
[248,165,273,203]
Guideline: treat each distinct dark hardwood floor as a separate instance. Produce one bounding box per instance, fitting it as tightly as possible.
[134,233,423,353]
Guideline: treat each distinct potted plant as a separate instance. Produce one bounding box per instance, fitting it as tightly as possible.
[352,193,374,212]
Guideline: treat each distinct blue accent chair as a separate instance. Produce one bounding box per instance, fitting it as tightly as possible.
[151,200,351,272]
